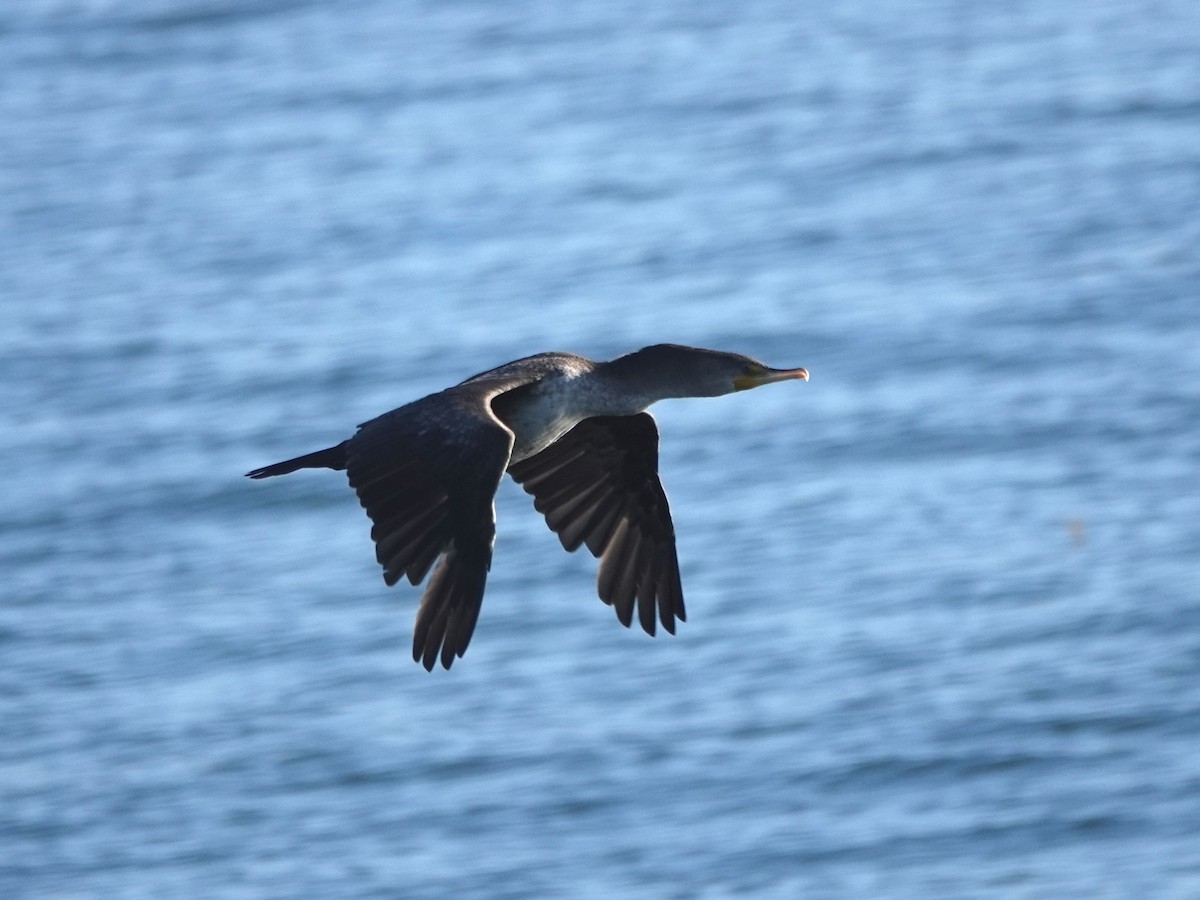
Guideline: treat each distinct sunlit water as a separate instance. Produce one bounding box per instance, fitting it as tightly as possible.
[3,1,1199,897]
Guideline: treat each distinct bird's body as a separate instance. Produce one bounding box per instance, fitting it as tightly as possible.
[478,352,606,462]
[248,344,808,670]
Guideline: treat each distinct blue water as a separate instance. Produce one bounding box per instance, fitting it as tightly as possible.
[3,1,1200,896]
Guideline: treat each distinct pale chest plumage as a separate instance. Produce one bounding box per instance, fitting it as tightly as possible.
[497,370,646,464]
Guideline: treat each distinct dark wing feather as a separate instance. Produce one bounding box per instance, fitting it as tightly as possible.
[347,388,514,670]
[508,413,685,636]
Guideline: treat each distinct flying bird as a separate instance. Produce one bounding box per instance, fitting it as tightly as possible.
[247,344,809,670]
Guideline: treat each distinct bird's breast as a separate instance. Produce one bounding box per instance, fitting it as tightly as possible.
[495,376,610,464]
[504,405,584,464]
[493,369,647,465]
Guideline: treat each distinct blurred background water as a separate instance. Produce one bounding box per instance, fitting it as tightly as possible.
[3,1,1199,896]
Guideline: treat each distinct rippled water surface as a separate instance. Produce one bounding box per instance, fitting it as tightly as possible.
[3,1,1199,897]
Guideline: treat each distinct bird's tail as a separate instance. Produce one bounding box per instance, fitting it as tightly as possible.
[246,442,348,479]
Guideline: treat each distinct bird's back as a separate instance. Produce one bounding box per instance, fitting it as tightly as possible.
[459,351,595,388]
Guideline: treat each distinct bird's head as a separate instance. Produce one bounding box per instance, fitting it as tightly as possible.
[614,344,809,400]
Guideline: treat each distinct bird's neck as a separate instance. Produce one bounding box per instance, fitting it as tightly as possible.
[590,354,699,412]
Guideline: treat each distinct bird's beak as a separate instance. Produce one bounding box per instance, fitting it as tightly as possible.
[734,366,809,391]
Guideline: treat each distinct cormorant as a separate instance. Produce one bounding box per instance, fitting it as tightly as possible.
[247,344,808,670]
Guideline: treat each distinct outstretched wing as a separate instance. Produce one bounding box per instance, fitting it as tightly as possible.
[508,413,685,636]
[347,387,514,670]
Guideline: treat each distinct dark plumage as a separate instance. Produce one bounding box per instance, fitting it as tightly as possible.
[247,344,808,670]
